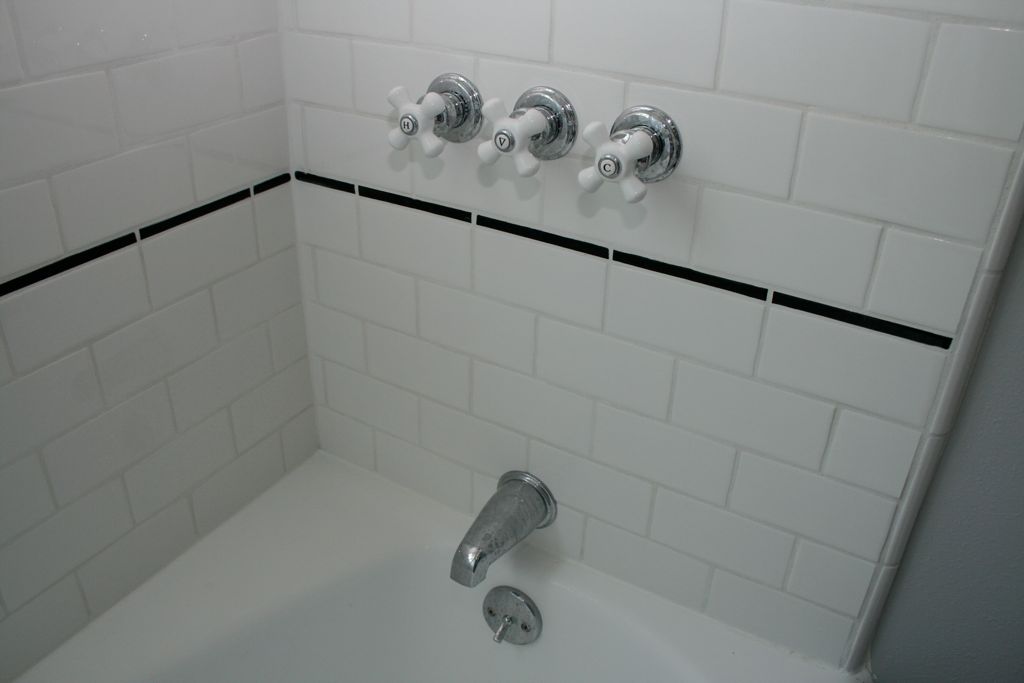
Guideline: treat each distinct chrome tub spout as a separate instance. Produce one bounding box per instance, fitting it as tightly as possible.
[450,471,556,587]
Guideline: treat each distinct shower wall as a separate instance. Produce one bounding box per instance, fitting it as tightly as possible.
[284,0,1024,669]
[0,1,315,679]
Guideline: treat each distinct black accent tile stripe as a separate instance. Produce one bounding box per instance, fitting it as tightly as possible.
[477,215,609,259]
[253,172,292,194]
[613,251,768,301]
[772,292,953,349]
[139,188,251,240]
[358,185,471,223]
[0,233,137,298]
[294,171,355,194]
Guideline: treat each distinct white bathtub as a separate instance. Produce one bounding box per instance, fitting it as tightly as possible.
[19,453,869,682]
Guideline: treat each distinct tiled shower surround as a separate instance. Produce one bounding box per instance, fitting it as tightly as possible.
[0,0,1022,678]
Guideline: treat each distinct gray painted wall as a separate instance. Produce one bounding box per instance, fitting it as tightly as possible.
[870,226,1024,682]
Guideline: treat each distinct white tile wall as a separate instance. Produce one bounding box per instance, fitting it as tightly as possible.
[415,0,549,61]
[787,540,876,617]
[366,325,470,409]
[0,5,312,676]
[824,411,921,498]
[192,436,285,533]
[720,1,928,120]
[918,25,1024,140]
[285,33,353,109]
[296,0,410,40]
[353,42,474,118]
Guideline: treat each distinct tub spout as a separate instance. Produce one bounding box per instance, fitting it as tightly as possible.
[450,471,556,588]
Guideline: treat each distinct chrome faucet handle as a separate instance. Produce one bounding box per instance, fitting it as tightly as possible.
[578,106,683,204]
[477,86,578,177]
[387,73,484,158]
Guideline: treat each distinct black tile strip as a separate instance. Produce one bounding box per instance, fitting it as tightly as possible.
[772,292,953,349]
[294,171,355,194]
[477,215,609,259]
[253,172,292,194]
[139,188,251,240]
[0,233,137,298]
[613,251,768,301]
[358,185,471,223]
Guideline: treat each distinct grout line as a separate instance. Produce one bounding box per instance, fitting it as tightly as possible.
[787,110,808,200]
[909,21,941,124]
[713,0,731,90]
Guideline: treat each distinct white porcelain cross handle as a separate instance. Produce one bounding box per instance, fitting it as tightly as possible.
[578,121,654,203]
[477,98,548,178]
[387,86,448,158]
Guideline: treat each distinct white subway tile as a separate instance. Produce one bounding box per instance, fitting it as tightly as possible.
[537,319,674,418]
[593,405,735,505]
[474,229,607,328]
[554,0,722,87]
[42,385,175,506]
[112,47,241,143]
[473,362,593,455]
[254,184,296,258]
[542,158,698,261]
[296,0,410,40]
[652,488,794,587]
[0,577,88,682]
[0,73,117,186]
[694,189,881,306]
[419,282,535,373]
[167,327,273,429]
[359,198,471,287]
[0,479,131,608]
[0,337,9,385]
[415,0,549,61]
[240,34,285,111]
[530,441,652,534]
[268,305,308,370]
[0,6,23,84]
[309,356,325,405]
[421,400,527,477]
[285,33,354,109]
[316,405,374,468]
[193,435,284,534]
[324,362,419,442]
[315,250,416,333]
[124,411,236,522]
[605,265,765,374]
[93,292,218,403]
[294,183,359,255]
[213,247,302,339]
[584,519,711,610]
[230,360,313,451]
[353,42,474,117]
[0,456,54,547]
[672,359,834,469]
[721,1,927,120]
[758,308,947,426]
[366,325,470,409]
[77,499,195,614]
[412,140,543,225]
[376,432,472,512]
[708,571,853,666]
[868,229,982,332]
[479,59,626,135]
[794,115,1013,242]
[53,140,194,250]
[788,541,875,617]
[529,502,584,559]
[824,410,921,498]
[281,407,318,470]
[191,108,289,201]
[0,249,149,372]
[11,0,176,76]
[288,102,304,170]
[840,0,1024,24]
[731,453,897,560]
[0,351,103,465]
[305,302,365,370]
[304,108,412,193]
[142,202,258,309]
[173,0,277,46]
[628,85,801,197]
[918,25,1024,140]
[0,181,62,279]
